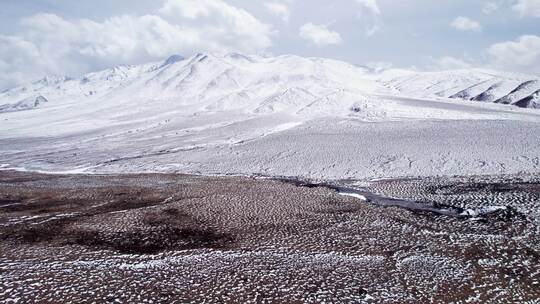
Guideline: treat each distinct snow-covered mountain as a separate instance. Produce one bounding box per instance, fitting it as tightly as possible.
[0,53,379,115]
[1,53,540,179]
[2,53,538,116]
[380,69,540,109]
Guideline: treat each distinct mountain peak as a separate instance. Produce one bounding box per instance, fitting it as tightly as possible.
[160,55,185,68]
[34,75,71,86]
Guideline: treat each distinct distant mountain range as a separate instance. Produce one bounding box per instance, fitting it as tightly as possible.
[380,69,539,109]
[1,53,538,114]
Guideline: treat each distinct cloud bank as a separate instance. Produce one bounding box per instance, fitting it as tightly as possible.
[512,0,540,17]
[487,35,540,74]
[0,0,273,89]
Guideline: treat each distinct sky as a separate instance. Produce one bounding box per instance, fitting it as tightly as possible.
[1,0,539,89]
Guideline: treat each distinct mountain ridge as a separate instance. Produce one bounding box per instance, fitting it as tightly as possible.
[1,53,539,114]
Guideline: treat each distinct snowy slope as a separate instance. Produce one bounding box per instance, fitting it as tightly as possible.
[496,80,540,105]
[0,95,48,112]
[0,53,378,118]
[514,90,540,109]
[381,69,540,108]
[1,53,540,179]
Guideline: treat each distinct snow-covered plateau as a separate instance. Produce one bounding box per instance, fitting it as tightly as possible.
[1,53,539,180]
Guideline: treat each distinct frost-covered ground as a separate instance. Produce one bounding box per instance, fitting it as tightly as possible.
[0,53,539,179]
[1,171,539,303]
[1,99,539,180]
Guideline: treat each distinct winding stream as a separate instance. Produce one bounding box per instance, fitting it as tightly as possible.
[270,176,510,219]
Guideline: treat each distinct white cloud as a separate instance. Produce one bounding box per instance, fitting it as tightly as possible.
[1,13,203,89]
[158,0,272,49]
[451,16,482,32]
[299,23,342,46]
[264,2,290,23]
[430,56,473,70]
[354,0,381,36]
[430,36,540,74]
[512,0,540,17]
[0,0,273,89]
[487,35,540,74]
[0,35,47,89]
[355,0,381,15]
[482,2,499,14]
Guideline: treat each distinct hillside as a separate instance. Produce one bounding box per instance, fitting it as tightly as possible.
[1,53,539,179]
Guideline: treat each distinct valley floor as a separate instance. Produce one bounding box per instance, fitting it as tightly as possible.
[3,117,540,181]
[1,171,539,303]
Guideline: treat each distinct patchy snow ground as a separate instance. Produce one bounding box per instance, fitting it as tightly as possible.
[1,171,539,303]
[0,53,539,180]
